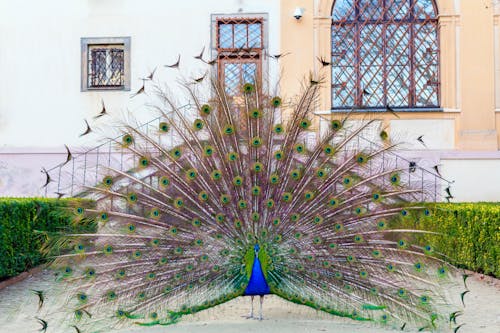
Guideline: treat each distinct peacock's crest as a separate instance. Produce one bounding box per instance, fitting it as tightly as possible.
[46,76,460,331]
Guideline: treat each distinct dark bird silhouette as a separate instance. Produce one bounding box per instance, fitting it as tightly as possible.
[82,309,92,318]
[418,324,435,332]
[400,322,407,330]
[417,135,427,148]
[386,104,400,118]
[79,119,92,137]
[462,273,472,289]
[449,310,463,324]
[35,317,48,333]
[62,144,72,166]
[362,88,371,95]
[194,46,205,60]
[267,51,290,60]
[143,67,157,81]
[93,99,107,119]
[460,290,470,307]
[235,43,246,54]
[316,56,331,67]
[130,83,146,98]
[309,73,321,85]
[203,58,218,66]
[55,192,65,199]
[445,186,453,198]
[310,78,320,85]
[71,325,82,333]
[193,71,208,84]
[41,167,51,188]
[454,324,465,333]
[31,289,45,311]
[409,161,417,173]
[165,54,180,69]
[433,164,442,177]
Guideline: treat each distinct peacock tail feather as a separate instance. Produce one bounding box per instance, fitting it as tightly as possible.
[47,76,460,331]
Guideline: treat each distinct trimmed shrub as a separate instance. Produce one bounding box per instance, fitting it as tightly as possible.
[397,203,499,278]
[0,198,95,280]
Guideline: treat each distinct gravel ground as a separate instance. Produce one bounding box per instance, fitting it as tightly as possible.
[0,269,498,333]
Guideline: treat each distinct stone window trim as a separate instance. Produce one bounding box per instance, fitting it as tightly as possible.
[80,36,131,91]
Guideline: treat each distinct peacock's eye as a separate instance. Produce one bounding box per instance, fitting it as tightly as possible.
[243,83,255,93]
[271,96,282,107]
[159,121,169,132]
[200,104,212,116]
[122,134,133,146]
[299,119,311,129]
[273,124,284,134]
[193,119,204,130]
[331,120,342,130]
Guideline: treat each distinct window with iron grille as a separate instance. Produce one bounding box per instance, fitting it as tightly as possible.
[215,17,264,96]
[331,0,439,110]
[81,37,131,91]
[88,45,124,88]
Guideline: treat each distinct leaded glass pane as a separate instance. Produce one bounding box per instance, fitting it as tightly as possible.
[219,24,233,48]
[234,24,247,48]
[242,63,257,83]
[359,0,383,21]
[387,0,410,20]
[248,24,262,48]
[333,0,356,21]
[224,63,240,95]
[331,0,439,109]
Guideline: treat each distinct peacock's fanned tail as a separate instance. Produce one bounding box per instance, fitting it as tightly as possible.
[50,78,459,331]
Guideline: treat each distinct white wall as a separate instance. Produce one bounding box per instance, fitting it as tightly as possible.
[441,158,500,202]
[0,0,281,196]
[0,0,281,148]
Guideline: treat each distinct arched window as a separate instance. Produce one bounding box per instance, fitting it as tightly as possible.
[331,0,439,110]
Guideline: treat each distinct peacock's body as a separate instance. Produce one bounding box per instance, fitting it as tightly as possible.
[48,77,461,332]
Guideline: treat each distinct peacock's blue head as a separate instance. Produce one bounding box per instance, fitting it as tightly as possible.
[254,243,260,255]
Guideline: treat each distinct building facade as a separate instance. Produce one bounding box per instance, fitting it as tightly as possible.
[0,0,499,201]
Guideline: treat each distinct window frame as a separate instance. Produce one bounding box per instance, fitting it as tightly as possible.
[211,14,268,96]
[81,37,131,92]
[330,0,441,112]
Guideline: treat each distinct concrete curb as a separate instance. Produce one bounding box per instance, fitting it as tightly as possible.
[0,266,45,290]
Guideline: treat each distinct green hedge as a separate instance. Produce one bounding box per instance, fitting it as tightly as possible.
[0,199,498,280]
[0,198,95,280]
[399,203,500,278]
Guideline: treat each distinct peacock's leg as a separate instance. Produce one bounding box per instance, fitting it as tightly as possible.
[258,295,264,321]
[243,295,254,319]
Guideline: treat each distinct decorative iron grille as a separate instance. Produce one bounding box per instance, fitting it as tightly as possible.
[331,0,439,110]
[88,45,125,88]
[216,17,263,96]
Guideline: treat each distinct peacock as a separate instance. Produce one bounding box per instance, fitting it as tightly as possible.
[43,74,463,332]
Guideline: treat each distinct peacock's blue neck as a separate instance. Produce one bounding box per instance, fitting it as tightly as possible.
[244,245,271,296]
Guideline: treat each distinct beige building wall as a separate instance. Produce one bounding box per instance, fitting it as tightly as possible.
[280,0,500,201]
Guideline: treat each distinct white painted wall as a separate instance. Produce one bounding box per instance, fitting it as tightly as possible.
[441,158,500,202]
[0,0,281,196]
[0,0,281,148]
